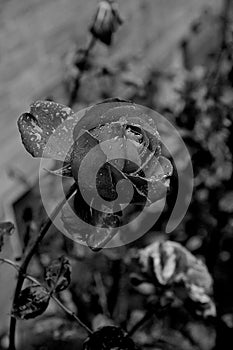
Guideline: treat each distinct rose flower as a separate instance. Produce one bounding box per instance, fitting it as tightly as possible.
[18,98,172,250]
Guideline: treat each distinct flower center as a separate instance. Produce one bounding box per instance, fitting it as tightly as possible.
[125,126,143,149]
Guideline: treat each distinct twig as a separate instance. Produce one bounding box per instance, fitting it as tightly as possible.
[8,183,77,350]
[53,296,92,334]
[0,258,92,335]
[68,36,96,107]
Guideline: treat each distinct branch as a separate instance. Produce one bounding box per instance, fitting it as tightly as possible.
[8,183,77,350]
[68,36,96,107]
[53,296,92,334]
[0,258,92,335]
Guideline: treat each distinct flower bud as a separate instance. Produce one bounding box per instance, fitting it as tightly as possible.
[90,0,123,46]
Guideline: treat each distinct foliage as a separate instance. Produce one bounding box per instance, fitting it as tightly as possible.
[12,285,50,320]
[1,1,233,350]
[45,256,71,293]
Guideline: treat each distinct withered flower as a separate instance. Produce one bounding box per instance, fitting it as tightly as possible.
[133,240,216,318]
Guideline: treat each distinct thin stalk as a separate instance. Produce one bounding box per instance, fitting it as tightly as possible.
[8,183,77,350]
[68,36,96,107]
[0,258,92,335]
[53,296,92,334]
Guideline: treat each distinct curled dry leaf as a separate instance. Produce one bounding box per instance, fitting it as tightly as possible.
[12,285,50,320]
[0,222,14,252]
[45,256,71,293]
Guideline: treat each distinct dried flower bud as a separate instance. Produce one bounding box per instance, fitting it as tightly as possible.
[90,0,123,46]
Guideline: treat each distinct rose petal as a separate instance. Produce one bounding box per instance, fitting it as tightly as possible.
[97,163,118,201]
[96,97,129,104]
[144,156,173,179]
[109,164,147,205]
[86,217,119,251]
[71,130,117,201]
[61,192,120,251]
[61,195,89,243]
[18,100,80,160]
[128,174,169,205]
[101,105,161,144]
[91,122,125,170]
[72,129,147,204]
[73,100,132,139]
[123,138,142,173]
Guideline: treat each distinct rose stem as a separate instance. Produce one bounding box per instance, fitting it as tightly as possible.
[8,183,77,350]
[0,258,92,335]
[68,36,96,108]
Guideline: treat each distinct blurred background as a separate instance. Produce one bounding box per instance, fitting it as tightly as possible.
[1,0,233,349]
[0,0,220,208]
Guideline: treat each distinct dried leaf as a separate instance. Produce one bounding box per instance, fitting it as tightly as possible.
[0,222,14,252]
[12,285,50,320]
[45,256,71,293]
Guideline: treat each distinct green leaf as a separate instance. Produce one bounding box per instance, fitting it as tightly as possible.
[45,256,71,293]
[12,285,50,320]
[0,222,14,252]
